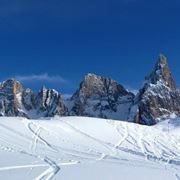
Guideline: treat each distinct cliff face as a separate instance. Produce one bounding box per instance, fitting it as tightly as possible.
[35,86,68,117]
[146,54,176,90]
[129,54,180,125]
[68,73,134,120]
[0,54,180,126]
[0,79,24,117]
[0,80,67,118]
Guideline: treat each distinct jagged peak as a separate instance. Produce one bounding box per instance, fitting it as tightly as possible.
[84,73,102,82]
[85,73,98,78]
[72,73,134,102]
[83,73,115,83]
[41,85,47,91]
[2,79,21,86]
[38,86,60,101]
[145,54,176,90]
[0,79,23,93]
[81,73,104,90]
[40,85,59,94]
[158,53,168,67]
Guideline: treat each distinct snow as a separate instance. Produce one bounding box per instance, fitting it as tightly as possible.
[71,96,133,121]
[0,116,180,180]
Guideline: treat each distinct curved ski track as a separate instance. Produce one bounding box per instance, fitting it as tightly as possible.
[0,117,180,179]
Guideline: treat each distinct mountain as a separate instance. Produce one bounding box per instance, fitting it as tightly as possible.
[0,80,67,118]
[0,54,179,125]
[0,79,26,117]
[129,54,180,125]
[33,86,68,117]
[67,73,134,120]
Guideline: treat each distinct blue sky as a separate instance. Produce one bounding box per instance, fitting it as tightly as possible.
[0,0,180,94]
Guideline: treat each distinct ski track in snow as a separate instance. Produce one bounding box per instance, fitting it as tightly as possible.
[26,122,61,180]
[34,157,60,180]
[0,161,78,172]
[26,123,104,161]
[27,122,59,153]
[58,119,180,172]
[115,123,129,148]
[0,117,180,179]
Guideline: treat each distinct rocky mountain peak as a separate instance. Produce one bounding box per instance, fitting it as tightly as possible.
[0,79,25,117]
[34,86,67,117]
[0,79,23,94]
[84,73,99,80]
[145,54,176,90]
[158,53,168,66]
[80,73,104,94]
[69,73,134,120]
[130,55,180,125]
[0,54,179,125]
[39,86,59,99]
[76,73,131,99]
[41,85,47,92]
[0,80,67,118]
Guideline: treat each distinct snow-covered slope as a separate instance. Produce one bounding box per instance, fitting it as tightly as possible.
[0,116,180,180]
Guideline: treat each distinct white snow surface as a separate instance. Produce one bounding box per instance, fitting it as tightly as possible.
[0,116,180,180]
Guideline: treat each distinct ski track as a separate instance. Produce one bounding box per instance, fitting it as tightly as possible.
[25,121,104,160]
[0,161,78,172]
[115,123,129,147]
[1,117,180,179]
[0,121,61,180]
[34,157,60,180]
[30,126,40,153]
[27,122,58,153]
[58,119,180,174]
[26,119,180,179]
[26,122,61,180]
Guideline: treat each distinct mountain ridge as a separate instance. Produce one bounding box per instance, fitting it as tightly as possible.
[0,54,179,125]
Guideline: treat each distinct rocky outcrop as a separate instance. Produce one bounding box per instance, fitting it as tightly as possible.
[0,79,26,117]
[129,54,180,125]
[34,86,68,117]
[0,80,67,118]
[0,54,179,125]
[146,54,176,90]
[68,73,134,120]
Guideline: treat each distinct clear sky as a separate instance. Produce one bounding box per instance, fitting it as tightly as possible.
[0,0,180,95]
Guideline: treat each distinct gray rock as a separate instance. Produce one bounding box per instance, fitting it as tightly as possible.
[68,73,134,120]
[129,54,180,125]
[0,54,179,125]
[35,86,68,117]
[0,80,67,118]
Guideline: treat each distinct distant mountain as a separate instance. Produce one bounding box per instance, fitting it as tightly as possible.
[67,73,134,120]
[0,80,68,118]
[0,54,180,125]
[129,54,180,125]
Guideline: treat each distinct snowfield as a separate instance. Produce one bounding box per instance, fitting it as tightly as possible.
[0,116,180,180]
